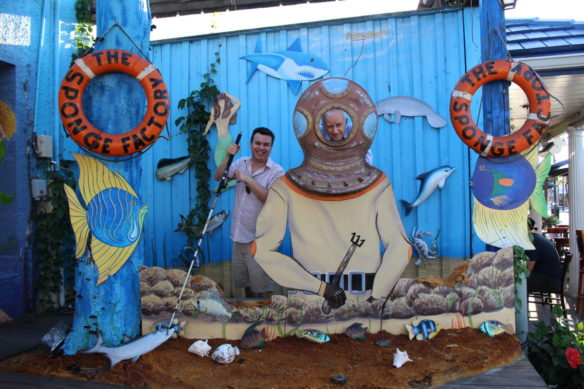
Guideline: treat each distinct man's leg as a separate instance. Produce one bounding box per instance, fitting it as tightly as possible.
[231,242,252,297]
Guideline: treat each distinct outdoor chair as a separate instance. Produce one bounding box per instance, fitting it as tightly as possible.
[528,251,572,318]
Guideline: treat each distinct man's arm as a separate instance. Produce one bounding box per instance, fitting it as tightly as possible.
[236,170,269,203]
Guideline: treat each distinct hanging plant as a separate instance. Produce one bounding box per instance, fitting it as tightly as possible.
[174,49,221,246]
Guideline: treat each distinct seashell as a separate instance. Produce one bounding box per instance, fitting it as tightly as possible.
[393,348,413,368]
[188,339,212,357]
[211,344,240,364]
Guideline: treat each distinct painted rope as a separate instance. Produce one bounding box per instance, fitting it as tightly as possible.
[450,60,550,158]
[58,49,169,156]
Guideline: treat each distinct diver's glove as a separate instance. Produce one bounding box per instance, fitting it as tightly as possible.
[323,283,347,309]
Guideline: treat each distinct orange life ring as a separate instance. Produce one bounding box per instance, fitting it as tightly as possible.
[58,49,169,156]
[450,60,550,158]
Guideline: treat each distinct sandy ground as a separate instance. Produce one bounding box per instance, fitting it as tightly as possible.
[0,327,521,389]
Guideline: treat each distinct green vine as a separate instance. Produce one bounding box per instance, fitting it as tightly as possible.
[33,161,77,312]
[513,245,531,309]
[72,0,94,62]
[174,49,221,246]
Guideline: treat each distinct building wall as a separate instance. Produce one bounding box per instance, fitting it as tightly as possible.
[0,0,75,319]
[130,7,485,272]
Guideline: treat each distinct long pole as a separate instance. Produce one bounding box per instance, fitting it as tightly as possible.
[168,132,242,328]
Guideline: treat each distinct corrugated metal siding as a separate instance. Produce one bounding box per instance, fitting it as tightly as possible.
[140,8,483,268]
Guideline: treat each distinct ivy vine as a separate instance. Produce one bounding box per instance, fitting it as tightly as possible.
[513,245,531,309]
[33,161,77,312]
[174,49,221,246]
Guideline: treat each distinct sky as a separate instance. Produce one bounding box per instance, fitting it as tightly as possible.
[151,0,584,41]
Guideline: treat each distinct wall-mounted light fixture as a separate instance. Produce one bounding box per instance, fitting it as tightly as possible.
[498,0,517,10]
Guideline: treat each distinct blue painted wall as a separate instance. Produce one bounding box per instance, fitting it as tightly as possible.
[0,0,76,319]
[134,7,486,269]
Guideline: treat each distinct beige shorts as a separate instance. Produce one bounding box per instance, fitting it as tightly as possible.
[231,241,275,293]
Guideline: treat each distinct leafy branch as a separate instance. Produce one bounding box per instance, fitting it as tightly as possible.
[72,0,94,62]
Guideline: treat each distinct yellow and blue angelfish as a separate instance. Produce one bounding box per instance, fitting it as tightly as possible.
[64,154,147,285]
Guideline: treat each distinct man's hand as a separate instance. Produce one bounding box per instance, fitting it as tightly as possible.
[235,169,251,184]
[227,143,240,156]
[323,283,346,309]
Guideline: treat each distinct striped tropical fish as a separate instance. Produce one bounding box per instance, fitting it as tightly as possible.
[64,154,147,285]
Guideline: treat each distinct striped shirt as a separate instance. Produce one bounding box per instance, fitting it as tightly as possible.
[228,156,285,243]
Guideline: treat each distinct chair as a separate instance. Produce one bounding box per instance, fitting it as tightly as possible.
[529,252,572,318]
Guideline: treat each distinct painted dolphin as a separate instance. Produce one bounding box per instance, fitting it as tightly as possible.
[156,156,193,181]
[375,96,447,128]
[401,165,455,216]
[240,37,329,93]
[83,321,182,367]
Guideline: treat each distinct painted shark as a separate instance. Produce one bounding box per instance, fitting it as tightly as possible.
[401,166,455,216]
[155,156,193,181]
[83,321,182,367]
[240,37,329,93]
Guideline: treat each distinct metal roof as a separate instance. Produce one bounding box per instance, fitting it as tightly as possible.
[506,18,584,139]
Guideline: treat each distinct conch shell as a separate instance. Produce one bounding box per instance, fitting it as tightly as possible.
[188,339,212,357]
[211,343,240,364]
[393,348,413,368]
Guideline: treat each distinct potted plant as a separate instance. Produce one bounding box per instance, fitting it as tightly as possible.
[528,306,584,388]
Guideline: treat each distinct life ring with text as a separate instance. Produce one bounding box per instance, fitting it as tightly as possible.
[450,60,550,158]
[58,49,169,156]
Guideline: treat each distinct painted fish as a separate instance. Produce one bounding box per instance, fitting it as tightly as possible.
[0,100,16,140]
[64,154,148,285]
[155,156,192,181]
[240,321,266,349]
[296,329,330,344]
[175,210,229,239]
[83,320,181,367]
[241,38,329,93]
[472,150,551,249]
[191,297,232,319]
[479,321,513,337]
[406,319,441,341]
[375,96,447,128]
[344,323,367,340]
[401,166,455,216]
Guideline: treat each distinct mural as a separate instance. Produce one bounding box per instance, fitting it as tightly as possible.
[240,37,329,93]
[203,91,240,167]
[64,154,148,285]
[140,78,515,341]
[0,100,16,205]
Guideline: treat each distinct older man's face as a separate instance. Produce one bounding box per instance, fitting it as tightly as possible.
[324,111,347,141]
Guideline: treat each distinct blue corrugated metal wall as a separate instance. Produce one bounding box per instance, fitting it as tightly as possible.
[130,7,484,268]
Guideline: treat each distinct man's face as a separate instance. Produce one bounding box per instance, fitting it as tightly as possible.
[324,111,347,141]
[250,133,273,163]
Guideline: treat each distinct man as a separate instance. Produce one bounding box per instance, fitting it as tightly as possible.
[253,79,410,312]
[526,219,563,294]
[215,127,285,298]
[322,108,373,164]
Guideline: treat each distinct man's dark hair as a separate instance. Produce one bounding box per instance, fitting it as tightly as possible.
[251,127,275,145]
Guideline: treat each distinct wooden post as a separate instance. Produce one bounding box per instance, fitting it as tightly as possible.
[62,0,152,355]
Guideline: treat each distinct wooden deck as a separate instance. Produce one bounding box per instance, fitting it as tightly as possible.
[2,298,577,389]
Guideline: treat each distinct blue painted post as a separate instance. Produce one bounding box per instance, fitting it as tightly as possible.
[62,0,153,354]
